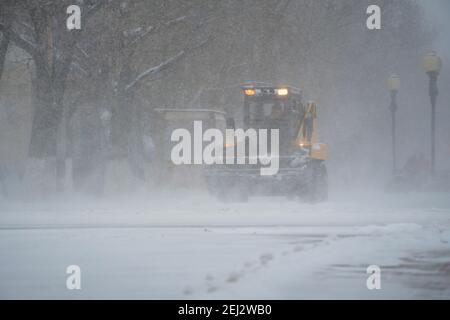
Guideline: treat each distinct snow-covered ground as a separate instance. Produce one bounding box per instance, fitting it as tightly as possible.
[1,191,450,299]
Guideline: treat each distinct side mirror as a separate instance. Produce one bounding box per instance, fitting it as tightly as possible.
[226,117,236,129]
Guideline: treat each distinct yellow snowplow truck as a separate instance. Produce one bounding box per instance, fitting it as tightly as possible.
[204,85,328,202]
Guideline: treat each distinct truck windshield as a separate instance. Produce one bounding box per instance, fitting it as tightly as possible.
[248,101,285,122]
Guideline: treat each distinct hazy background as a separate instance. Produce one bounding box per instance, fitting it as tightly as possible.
[0,0,449,199]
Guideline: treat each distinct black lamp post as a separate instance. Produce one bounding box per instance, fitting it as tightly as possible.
[423,52,442,176]
[387,74,400,174]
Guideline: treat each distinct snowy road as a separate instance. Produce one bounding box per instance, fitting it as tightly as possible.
[1,192,450,299]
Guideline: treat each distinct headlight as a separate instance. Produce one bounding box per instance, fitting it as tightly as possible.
[244,89,256,96]
[276,88,289,96]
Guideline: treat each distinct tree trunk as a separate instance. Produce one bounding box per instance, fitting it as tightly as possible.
[0,32,9,83]
[111,64,134,158]
[28,61,70,191]
[111,90,134,157]
[29,66,64,158]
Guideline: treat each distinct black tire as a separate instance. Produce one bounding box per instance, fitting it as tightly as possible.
[299,160,328,203]
[314,162,328,202]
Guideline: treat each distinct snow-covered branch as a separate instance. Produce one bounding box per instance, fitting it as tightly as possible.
[126,15,187,47]
[0,23,37,58]
[85,0,109,20]
[125,50,186,92]
[127,25,154,46]
[125,37,211,92]
[71,61,89,76]
[166,15,187,26]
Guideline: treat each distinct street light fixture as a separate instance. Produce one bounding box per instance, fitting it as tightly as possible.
[387,74,400,173]
[423,51,442,175]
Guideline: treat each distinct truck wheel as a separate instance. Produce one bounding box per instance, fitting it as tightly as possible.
[299,161,328,203]
[314,163,328,202]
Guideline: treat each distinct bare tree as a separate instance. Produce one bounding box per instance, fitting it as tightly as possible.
[0,0,106,160]
[65,0,215,183]
[0,1,12,83]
